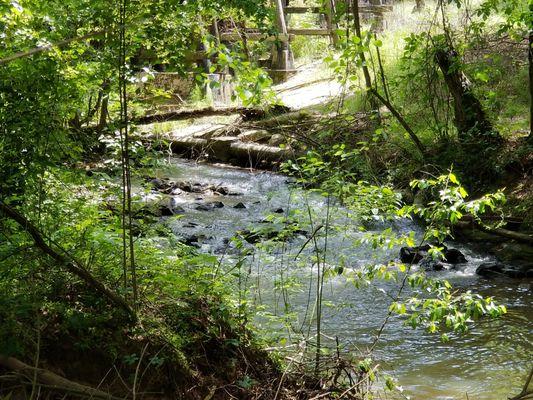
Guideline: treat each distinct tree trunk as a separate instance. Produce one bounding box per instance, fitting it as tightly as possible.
[97,79,110,131]
[435,48,497,139]
[413,0,425,12]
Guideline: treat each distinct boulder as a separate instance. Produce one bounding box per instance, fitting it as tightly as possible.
[443,248,467,264]
[399,244,463,266]
[150,178,166,190]
[399,245,429,264]
[476,262,533,279]
[214,186,229,195]
[159,202,185,216]
[233,202,246,209]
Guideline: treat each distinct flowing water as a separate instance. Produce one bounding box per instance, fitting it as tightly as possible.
[150,158,532,400]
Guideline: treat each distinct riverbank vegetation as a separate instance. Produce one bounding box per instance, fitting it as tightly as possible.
[1,0,531,399]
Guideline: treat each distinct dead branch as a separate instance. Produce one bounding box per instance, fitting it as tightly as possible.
[0,355,125,400]
[509,367,533,400]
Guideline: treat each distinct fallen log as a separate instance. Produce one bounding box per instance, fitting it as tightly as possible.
[454,218,533,245]
[0,355,125,400]
[250,110,315,128]
[478,226,533,245]
[134,106,249,125]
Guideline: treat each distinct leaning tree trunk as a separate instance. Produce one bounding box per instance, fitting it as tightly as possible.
[435,48,497,139]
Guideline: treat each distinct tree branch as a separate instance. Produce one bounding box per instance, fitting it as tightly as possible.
[0,31,107,65]
[0,201,135,319]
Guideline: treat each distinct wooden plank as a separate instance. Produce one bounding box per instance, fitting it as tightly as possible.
[284,5,392,14]
[287,29,331,36]
[360,5,393,12]
[220,32,289,42]
[284,6,322,14]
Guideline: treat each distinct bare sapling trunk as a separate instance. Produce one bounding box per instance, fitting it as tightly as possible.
[350,0,426,155]
[528,29,533,144]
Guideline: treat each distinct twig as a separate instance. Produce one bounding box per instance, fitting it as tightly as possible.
[510,367,533,400]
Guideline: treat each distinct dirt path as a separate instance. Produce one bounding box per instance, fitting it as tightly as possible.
[274,61,342,109]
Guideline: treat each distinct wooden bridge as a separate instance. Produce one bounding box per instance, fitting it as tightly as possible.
[216,0,394,79]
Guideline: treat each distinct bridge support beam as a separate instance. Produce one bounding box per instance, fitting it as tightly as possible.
[271,0,295,82]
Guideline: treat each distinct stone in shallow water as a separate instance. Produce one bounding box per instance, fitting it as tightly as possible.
[195,201,224,211]
[160,203,185,216]
[476,262,533,279]
[420,258,446,271]
[399,246,428,264]
[443,248,467,264]
[233,202,246,209]
[399,244,465,266]
[195,204,211,211]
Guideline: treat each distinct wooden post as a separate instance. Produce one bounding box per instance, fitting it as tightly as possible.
[325,0,340,47]
[271,0,294,78]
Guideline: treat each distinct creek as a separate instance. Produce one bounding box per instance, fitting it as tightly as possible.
[146,157,532,400]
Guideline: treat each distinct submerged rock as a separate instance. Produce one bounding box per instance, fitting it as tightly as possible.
[195,204,211,211]
[476,262,533,279]
[399,244,465,267]
[420,258,445,271]
[233,202,246,209]
[212,201,224,208]
[195,201,224,211]
[159,202,185,216]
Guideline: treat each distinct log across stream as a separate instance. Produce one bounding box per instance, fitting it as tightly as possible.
[138,157,532,400]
